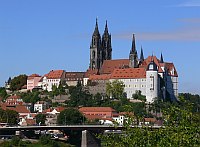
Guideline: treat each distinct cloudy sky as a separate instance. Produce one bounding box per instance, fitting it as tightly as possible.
[0,0,200,94]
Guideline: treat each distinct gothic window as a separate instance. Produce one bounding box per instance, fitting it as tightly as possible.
[93,38,96,45]
[92,51,95,59]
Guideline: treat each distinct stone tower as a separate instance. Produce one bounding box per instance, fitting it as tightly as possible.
[146,57,159,103]
[90,19,102,70]
[101,20,112,65]
[129,34,139,68]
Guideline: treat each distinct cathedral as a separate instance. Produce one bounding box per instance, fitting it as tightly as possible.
[85,20,178,103]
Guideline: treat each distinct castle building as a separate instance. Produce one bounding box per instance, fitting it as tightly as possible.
[85,20,178,103]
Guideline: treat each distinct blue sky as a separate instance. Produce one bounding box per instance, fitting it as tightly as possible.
[0,0,200,94]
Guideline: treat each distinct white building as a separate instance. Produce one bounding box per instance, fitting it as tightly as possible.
[41,70,65,92]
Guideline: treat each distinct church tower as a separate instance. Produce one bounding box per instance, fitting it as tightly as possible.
[129,34,139,68]
[90,19,102,70]
[102,20,112,65]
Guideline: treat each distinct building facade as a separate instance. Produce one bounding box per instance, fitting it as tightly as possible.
[85,22,178,103]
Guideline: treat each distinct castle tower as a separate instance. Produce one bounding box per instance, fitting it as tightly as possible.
[90,19,102,70]
[146,57,159,103]
[129,34,138,68]
[102,20,112,64]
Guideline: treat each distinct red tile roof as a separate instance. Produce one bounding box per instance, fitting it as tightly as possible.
[89,74,111,80]
[100,59,129,74]
[46,70,64,79]
[165,62,178,77]
[79,107,116,112]
[139,56,163,73]
[55,106,66,112]
[28,74,41,80]
[26,119,36,125]
[84,69,98,78]
[0,104,30,113]
[111,68,146,79]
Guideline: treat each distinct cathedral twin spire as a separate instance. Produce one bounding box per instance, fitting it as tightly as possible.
[90,19,112,70]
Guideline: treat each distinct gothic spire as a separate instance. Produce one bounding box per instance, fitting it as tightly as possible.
[140,46,144,61]
[131,34,136,54]
[160,52,164,63]
[93,18,100,36]
[104,20,109,34]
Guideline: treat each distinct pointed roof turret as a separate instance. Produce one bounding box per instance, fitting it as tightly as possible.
[104,20,109,34]
[93,18,100,36]
[160,52,164,63]
[130,34,137,54]
[140,46,144,61]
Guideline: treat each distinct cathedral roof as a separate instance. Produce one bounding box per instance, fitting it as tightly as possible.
[165,62,178,77]
[139,56,163,73]
[84,69,98,78]
[100,59,129,74]
[110,68,146,79]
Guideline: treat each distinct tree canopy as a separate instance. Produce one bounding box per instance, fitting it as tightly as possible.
[57,108,85,125]
[106,80,125,99]
[10,74,27,91]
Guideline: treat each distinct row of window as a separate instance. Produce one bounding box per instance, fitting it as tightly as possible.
[125,85,146,88]
[47,79,59,82]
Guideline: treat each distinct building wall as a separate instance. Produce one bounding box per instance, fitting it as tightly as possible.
[27,77,41,90]
[146,71,159,103]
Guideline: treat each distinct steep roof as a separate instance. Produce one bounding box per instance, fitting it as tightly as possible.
[79,107,116,113]
[65,72,85,80]
[100,59,129,74]
[111,68,146,79]
[165,62,178,77]
[139,56,163,73]
[46,70,64,79]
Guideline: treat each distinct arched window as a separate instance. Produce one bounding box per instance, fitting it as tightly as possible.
[92,51,95,59]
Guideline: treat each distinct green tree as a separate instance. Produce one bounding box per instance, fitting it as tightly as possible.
[132,90,146,102]
[0,109,19,124]
[106,80,125,99]
[35,113,46,125]
[100,96,200,146]
[10,74,27,91]
[57,108,85,125]
[0,87,8,99]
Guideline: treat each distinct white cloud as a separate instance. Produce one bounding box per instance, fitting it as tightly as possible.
[113,26,200,42]
[176,0,200,7]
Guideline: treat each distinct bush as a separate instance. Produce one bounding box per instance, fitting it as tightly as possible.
[39,135,51,145]
[11,136,20,146]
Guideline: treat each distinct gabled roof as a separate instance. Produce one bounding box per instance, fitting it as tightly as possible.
[165,62,178,77]
[139,56,163,73]
[111,68,146,79]
[100,59,129,74]
[45,70,64,79]
[79,107,116,112]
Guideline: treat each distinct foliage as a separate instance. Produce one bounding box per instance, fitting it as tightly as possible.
[51,82,67,97]
[106,80,125,99]
[0,87,8,99]
[67,84,93,107]
[10,74,27,91]
[20,91,40,104]
[0,108,19,124]
[100,96,200,147]
[11,136,21,146]
[57,108,85,125]
[132,90,146,102]
[36,113,46,125]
